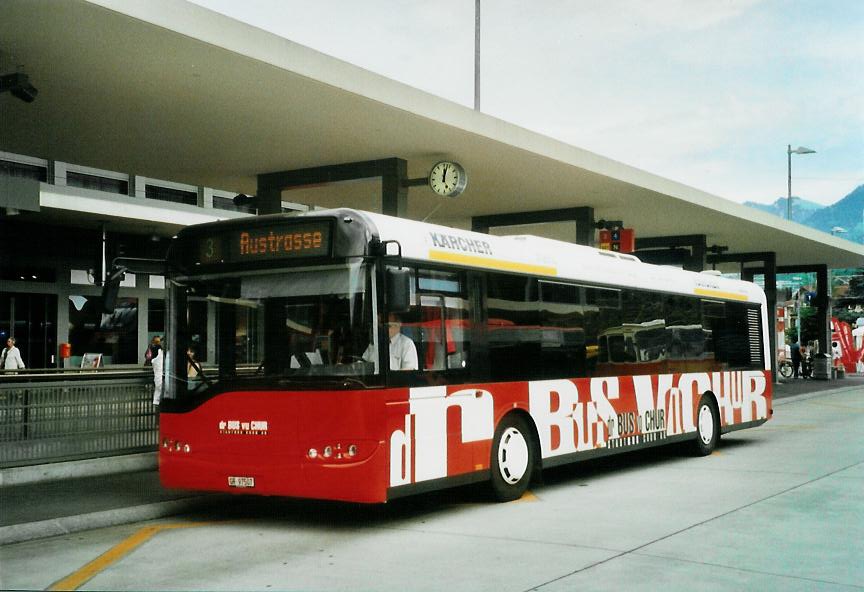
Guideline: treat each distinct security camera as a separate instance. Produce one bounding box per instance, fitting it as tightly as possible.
[13,83,38,103]
[0,72,38,103]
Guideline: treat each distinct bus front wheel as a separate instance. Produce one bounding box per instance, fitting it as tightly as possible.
[490,414,536,502]
[692,395,720,456]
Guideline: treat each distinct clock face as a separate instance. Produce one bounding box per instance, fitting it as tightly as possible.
[428,161,467,197]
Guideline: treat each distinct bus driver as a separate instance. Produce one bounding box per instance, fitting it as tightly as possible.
[362,313,418,371]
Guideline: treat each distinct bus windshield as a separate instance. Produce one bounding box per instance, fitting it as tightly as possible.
[170,262,377,396]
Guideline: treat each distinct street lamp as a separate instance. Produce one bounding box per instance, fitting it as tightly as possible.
[787,145,816,220]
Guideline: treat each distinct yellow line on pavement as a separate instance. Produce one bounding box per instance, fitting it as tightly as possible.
[517,490,540,503]
[49,523,210,591]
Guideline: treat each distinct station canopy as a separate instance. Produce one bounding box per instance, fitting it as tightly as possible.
[1,0,862,270]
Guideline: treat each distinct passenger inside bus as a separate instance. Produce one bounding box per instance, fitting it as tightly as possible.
[362,313,418,371]
[186,347,201,378]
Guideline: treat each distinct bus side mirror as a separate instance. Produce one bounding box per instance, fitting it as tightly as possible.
[386,268,411,313]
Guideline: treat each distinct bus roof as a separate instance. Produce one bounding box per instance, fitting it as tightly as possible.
[312,209,767,306]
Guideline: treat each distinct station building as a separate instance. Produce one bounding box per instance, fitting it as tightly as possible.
[1,151,258,368]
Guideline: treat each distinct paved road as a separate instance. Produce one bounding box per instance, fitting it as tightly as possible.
[2,386,862,591]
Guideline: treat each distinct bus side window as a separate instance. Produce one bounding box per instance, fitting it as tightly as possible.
[702,300,726,370]
[487,273,541,381]
[397,268,471,375]
[414,295,446,371]
[539,280,587,379]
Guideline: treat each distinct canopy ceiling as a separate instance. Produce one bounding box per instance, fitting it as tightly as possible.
[1,0,862,269]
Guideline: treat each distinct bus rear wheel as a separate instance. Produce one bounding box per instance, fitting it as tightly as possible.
[692,395,719,456]
[490,414,536,502]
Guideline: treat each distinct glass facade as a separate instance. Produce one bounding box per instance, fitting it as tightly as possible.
[66,171,128,194]
[68,295,139,366]
[0,293,58,368]
[0,217,169,369]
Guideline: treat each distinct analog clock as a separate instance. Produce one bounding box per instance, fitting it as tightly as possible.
[428,161,467,197]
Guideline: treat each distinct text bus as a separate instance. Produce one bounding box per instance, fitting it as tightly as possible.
[153,208,771,502]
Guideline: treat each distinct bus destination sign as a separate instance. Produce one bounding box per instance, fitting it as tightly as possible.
[193,221,331,266]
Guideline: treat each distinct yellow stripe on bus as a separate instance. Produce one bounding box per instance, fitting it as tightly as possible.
[429,250,557,276]
[694,287,750,301]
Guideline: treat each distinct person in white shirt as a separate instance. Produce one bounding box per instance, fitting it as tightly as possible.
[1,337,26,370]
[149,336,164,405]
[831,341,842,372]
[363,314,418,371]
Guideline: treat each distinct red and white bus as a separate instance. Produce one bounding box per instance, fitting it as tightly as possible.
[151,208,772,503]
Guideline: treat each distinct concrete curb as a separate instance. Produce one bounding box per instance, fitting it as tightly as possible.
[0,452,157,487]
[0,496,216,546]
[774,383,863,406]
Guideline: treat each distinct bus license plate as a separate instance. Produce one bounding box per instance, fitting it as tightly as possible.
[228,476,255,488]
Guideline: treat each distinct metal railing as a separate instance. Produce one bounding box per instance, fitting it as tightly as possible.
[0,369,157,468]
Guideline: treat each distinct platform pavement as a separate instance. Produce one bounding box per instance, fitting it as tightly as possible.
[1,377,862,546]
[0,453,226,545]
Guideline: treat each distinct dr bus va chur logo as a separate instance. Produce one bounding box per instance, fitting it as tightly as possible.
[218,420,269,435]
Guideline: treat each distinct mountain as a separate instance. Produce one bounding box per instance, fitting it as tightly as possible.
[800,185,864,243]
[743,185,864,243]
[743,197,823,224]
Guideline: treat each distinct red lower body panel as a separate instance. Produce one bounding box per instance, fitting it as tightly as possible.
[159,390,391,503]
[159,370,771,503]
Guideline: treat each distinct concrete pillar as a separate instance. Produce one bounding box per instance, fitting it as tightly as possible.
[256,187,282,215]
[381,158,408,218]
[55,257,70,368]
[48,160,67,186]
[576,207,595,247]
[138,286,150,365]
[471,207,596,246]
[764,254,778,383]
[634,234,707,272]
[816,265,830,355]
[129,175,147,199]
[198,187,214,209]
[257,158,412,217]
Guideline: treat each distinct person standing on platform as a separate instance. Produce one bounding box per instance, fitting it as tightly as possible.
[790,340,802,378]
[832,341,843,376]
[149,336,164,405]
[1,337,25,371]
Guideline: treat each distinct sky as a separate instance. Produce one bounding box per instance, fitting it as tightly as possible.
[188,0,863,207]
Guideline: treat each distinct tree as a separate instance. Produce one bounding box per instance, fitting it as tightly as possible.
[788,306,821,346]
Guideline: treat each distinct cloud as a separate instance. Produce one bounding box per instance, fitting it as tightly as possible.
[494,0,765,42]
[188,0,864,205]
